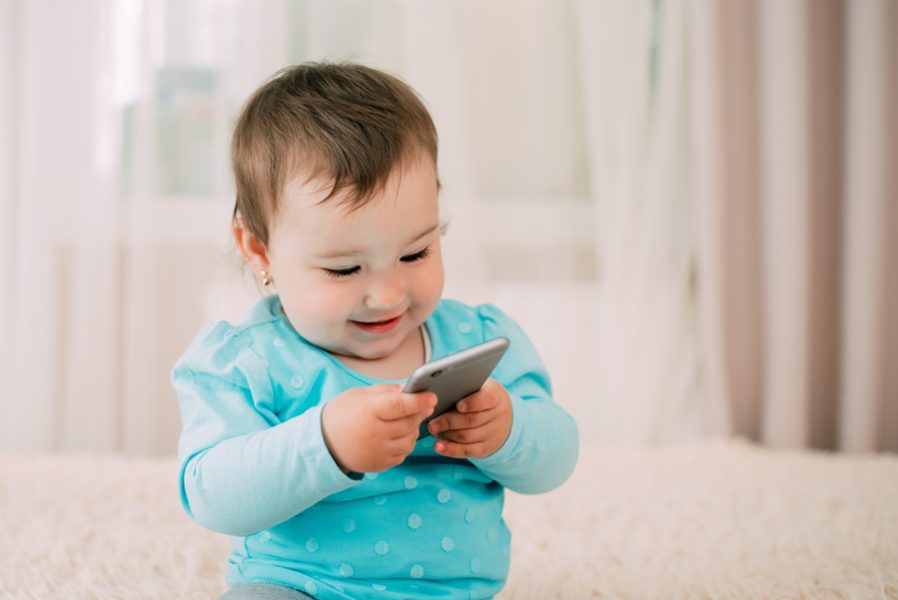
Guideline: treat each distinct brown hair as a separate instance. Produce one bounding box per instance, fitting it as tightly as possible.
[230,62,439,246]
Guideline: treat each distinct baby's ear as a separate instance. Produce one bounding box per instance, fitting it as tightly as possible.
[232,218,269,272]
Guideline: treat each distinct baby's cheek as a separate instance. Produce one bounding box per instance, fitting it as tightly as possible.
[307,284,357,318]
[415,256,445,306]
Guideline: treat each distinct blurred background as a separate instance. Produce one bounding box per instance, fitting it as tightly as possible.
[0,0,894,456]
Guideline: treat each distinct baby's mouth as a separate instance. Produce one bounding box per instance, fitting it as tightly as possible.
[351,314,403,334]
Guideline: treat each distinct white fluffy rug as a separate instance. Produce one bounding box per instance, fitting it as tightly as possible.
[2,440,897,599]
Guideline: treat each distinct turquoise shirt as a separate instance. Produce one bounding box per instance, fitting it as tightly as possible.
[173,296,578,600]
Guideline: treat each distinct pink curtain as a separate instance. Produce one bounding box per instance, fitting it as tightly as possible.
[693,0,897,451]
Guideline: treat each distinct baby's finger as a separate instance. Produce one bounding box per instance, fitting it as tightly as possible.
[428,409,491,435]
[433,439,487,459]
[376,391,436,421]
[439,426,488,445]
[384,413,429,439]
[386,429,420,455]
[456,380,502,413]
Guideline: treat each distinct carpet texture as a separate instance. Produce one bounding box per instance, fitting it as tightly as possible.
[1,440,896,599]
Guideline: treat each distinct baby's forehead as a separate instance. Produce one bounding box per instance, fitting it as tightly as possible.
[275,173,378,233]
[281,171,340,210]
[276,152,437,219]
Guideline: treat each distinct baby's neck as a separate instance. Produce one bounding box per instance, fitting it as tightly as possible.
[337,327,425,381]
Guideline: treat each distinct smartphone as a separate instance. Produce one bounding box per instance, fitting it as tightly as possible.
[403,336,510,439]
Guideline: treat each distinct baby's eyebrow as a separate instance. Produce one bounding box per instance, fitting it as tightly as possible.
[404,223,441,246]
[313,223,440,259]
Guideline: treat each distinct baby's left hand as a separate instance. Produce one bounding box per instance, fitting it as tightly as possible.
[428,378,512,459]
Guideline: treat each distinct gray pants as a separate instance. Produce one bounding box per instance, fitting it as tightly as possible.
[220,582,315,600]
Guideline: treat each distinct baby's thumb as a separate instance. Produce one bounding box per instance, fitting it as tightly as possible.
[410,391,438,419]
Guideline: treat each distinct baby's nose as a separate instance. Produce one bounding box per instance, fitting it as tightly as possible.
[364,277,405,310]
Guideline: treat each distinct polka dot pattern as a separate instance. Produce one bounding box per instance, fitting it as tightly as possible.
[218,306,520,598]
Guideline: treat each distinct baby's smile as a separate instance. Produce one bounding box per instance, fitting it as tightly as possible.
[351,313,404,334]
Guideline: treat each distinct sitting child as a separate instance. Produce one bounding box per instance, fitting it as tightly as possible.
[172,61,579,600]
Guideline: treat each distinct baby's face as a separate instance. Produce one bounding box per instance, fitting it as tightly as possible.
[265,156,444,362]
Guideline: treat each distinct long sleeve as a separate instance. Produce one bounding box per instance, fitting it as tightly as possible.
[173,324,358,537]
[469,305,579,494]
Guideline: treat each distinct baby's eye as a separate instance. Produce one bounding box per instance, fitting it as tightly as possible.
[323,266,360,278]
[400,248,431,263]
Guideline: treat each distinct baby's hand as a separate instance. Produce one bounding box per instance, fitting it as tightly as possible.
[428,379,512,459]
[322,384,436,474]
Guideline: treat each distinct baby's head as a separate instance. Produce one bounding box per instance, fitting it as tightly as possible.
[231,62,445,362]
[231,61,439,248]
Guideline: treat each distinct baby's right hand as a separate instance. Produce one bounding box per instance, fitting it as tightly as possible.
[321,384,437,474]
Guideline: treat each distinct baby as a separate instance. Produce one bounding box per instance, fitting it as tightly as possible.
[173,62,579,600]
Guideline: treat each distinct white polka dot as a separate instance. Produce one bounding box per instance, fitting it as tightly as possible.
[441,536,455,552]
[374,541,390,555]
[339,563,354,577]
[365,472,379,480]
[372,584,387,592]
[304,582,318,595]
[407,513,422,529]
[488,528,499,542]
[464,508,476,523]
[410,564,425,578]
[437,489,451,504]
[373,495,387,505]
[470,558,482,574]
[342,518,356,533]
[305,537,320,553]
[273,338,286,348]
[290,375,304,388]
[458,323,473,334]
[258,531,271,543]
[403,475,418,489]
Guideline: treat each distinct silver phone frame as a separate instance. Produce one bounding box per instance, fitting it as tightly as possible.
[403,336,510,439]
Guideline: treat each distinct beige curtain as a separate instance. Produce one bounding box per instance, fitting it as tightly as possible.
[576,0,699,444]
[693,0,897,452]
